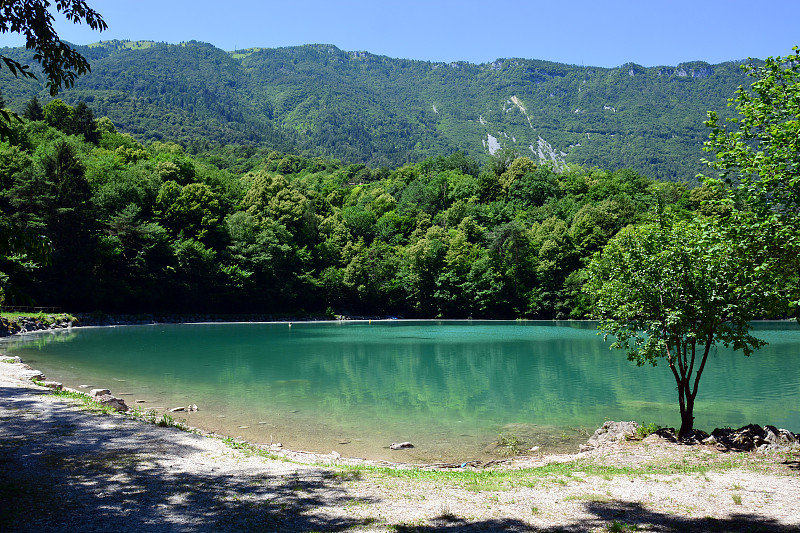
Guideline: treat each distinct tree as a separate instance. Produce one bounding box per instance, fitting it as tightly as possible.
[0,214,51,307]
[23,95,44,121]
[702,46,800,297]
[0,0,106,138]
[585,213,790,439]
[43,98,74,132]
[72,100,98,143]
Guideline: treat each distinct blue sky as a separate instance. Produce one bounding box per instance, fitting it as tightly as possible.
[1,0,798,67]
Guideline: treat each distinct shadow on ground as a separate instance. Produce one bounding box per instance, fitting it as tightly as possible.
[392,500,799,532]
[0,386,372,532]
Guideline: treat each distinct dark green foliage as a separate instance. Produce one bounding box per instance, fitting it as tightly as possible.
[23,95,43,121]
[0,102,702,317]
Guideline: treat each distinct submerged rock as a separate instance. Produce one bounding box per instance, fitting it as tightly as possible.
[390,441,414,450]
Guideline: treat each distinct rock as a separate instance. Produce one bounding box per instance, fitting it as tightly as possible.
[331,450,341,459]
[38,381,63,390]
[583,421,640,450]
[529,446,540,452]
[94,394,128,412]
[90,389,111,398]
[20,369,46,381]
[763,425,798,446]
[708,424,799,452]
[169,406,186,412]
[390,441,414,450]
[188,404,198,412]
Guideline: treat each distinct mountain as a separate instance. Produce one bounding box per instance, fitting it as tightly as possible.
[0,40,752,180]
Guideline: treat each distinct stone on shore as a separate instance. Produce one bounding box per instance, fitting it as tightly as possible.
[580,421,639,452]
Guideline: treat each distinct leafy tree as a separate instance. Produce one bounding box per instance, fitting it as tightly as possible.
[702,47,800,297]
[0,214,50,306]
[585,213,791,439]
[43,98,74,132]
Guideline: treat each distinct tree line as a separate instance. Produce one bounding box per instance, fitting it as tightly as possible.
[1,97,717,317]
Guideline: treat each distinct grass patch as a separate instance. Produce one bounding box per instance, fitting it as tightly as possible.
[49,388,121,415]
[339,453,755,492]
[608,520,639,532]
[0,311,76,324]
[633,422,662,440]
[731,493,743,505]
[220,437,286,462]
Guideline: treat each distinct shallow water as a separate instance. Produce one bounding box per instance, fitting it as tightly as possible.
[3,320,799,463]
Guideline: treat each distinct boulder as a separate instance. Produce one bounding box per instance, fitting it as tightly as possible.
[390,441,414,450]
[90,389,111,398]
[708,424,799,452]
[581,421,640,451]
[94,394,128,412]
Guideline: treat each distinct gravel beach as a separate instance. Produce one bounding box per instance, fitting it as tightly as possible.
[2,358,799,532]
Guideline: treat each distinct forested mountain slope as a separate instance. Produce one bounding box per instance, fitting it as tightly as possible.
[0,41,752,181]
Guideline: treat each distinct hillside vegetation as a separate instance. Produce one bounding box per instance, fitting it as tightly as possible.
[0,41,751,180]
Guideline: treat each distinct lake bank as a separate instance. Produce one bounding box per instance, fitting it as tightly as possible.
[2,358,799,532]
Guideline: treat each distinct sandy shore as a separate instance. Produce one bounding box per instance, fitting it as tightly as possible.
[1,358,799,532]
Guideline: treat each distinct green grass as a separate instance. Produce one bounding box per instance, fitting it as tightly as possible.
[634,422,662,440]
[0,311,77,324]
[48,388,121,415]
[332,453,757,493]
[608,521,639,532]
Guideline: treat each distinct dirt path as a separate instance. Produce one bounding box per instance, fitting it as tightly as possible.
[1,359,799,532]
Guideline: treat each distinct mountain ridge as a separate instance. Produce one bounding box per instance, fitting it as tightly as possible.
[0,40,754,180]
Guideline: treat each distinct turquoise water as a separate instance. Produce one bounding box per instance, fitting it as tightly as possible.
[3,320,799,462]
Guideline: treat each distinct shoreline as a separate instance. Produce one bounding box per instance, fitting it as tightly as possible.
[2,357,800,531]
[3,353,799,465]
[4,319,800,462]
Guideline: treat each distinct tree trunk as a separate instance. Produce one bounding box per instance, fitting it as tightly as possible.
[678,390,695,439]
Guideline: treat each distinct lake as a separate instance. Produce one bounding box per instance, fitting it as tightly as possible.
[3,320,799,463]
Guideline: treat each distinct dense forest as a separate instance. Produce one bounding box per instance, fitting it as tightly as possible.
[0,99,715,318]
[0,41,752,181]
